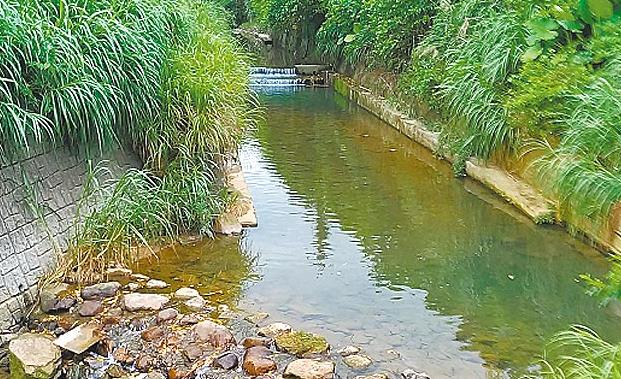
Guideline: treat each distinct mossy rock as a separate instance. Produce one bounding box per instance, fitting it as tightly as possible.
[275,331,329,357]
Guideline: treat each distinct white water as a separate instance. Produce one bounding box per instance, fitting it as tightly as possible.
[250,67,305,87]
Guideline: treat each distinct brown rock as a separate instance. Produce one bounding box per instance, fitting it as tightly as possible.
[102,316,121,325]
[135,355,152,372]
[242,337,271,349]
[243,346,277,376]
[193,320,235,348]
[283,359,335,379]
[183,344,204,361]
[142,326,165,342]
[179,314,200,326]
[113,348,134,365]
[81,282,121,300]
[78,300,104,317]
[168,367,191,379]
[157,308,179,323]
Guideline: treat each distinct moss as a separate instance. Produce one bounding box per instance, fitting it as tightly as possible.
[275,331,329,356]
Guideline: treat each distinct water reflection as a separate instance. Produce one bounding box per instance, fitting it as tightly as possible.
[238,88,620,378]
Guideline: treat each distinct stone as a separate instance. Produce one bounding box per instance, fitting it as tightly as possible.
[126,283,141,291]
[355,375,389,379]
[54,324,101,354]
[40,283,76,314]
[183,344,204,361]
[275,331,329,357]
[141,326,165,342]
[343,354,372,370]
[122,293,169,312]
[337,345,361,357]
[168,368,190,379]
[179,314,200,326]
[78,300,104,317]
[242,346,277,376]
[213,352,239,370]
[9,333,61,379]
[213,213,242,235]
[145,279,169,289]
[132,274,150,281]
[245,312,269,325]
[157,308,179,323]
[81,282,121,300]
[241,337,271,349]
[174,287,200,300]
[283,359,335,379]
[135,355,152,372]
[113,348,135,365]
[184,296,206,312]
[193,320,235,348]
[106,364,127,378]
[258,322,292,338]
[105,267,132,277]
[401,370,430,379]
[147,373,166,379]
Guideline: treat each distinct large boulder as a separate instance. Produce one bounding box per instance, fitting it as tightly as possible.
[122,293,169,312]
[193,320,235,348]
[283,359,335,379]
[9,333,61,379]
[81,282,121,300]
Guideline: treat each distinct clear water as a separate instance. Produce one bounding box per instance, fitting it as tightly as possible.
[145,88,620,378]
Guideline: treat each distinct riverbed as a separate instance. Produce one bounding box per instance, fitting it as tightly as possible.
[144,87,620,378]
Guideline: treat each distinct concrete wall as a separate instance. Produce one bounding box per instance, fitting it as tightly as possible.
[0,147,139,339]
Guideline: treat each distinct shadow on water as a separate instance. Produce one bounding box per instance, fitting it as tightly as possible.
[236,87,620,378]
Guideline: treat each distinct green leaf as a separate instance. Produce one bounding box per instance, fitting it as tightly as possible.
[343,34,356,43]
[558,19,585,32]
[522,45,543,62]
[588,0,614,19]
[353,22,362,33]
[527,17,560,41]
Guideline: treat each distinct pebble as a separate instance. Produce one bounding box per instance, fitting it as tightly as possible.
[337,345,361,357]
[141,326,165,342]
[174,287,200,300]
[122,293,169,312]
[157,308,179,323]
[245,312,270,325]
[283,359,335,379]
[242,346,277,376]
[184,296,206,311]
[213,351,239,370]
[146,279,169,289]
[401,369,431,379]
[193,320,236,348]
[242,336,271,349]
[343,354,373,370]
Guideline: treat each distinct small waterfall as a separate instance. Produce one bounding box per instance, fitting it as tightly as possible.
[249,67,305,87]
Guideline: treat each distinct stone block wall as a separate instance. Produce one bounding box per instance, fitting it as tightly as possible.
[0,147,139,338]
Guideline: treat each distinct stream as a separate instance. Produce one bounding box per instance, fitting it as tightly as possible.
[145,87,621,378]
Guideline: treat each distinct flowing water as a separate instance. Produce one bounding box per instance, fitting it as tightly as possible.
[145,87,621,378]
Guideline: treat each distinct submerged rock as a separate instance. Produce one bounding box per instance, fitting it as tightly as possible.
[258,322,292,338]
[145,279,169,289]
[81,282,121,300]
[337,345,361,357]
[157,308,179,323]
[193,320,236,348]
[283,359,335,379]
[122,293,169,312]
[343,354,372,370]
[245,312,269,325]
[242,346,277,376]
[78,300,104,317]
[174,287,200,300]
[9,333,61,379]
[275,331,329,357]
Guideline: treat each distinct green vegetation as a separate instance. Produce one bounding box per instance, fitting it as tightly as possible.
[236,0,621,220]
[1,0,254,282]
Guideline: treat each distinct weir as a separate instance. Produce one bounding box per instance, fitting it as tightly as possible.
[249,67,305,86]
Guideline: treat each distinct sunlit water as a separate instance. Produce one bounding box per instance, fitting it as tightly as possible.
[146,88,620,378]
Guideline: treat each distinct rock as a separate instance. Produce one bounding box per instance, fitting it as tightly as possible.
[401,370,430,379]
[184,296,206,312]
[213,352,239,370]
[113,348,135,365]
[174,287,200,300]
[179,314,200,326]
[81,282,121,300]
[126,283,141,291]
[145,279,169,289]
[54,323,101,354]
[141,326,165,342]
[40,283,76,313]
[245,312,269,325]
[258,323,292,338]
[105,267,132,277]
[135,355,152,372]
[131,274,150,281]
[9,333,61,379]
[355,374,389,379]
[283,359,335,379]
[343,354,372,370]
[78,300,104,317]
[242,346,277,376]
[122,293,169,312]
[241,337,271,349]
[183,344,204,361]
[276,331,329,357]
[193,320,235,348]
[95,337,113,357]
[147,373,166,379]
[157,308,179,323]
[168,368,190,379]
[106,364,127,378]
[337,345,361,357]
[213,213,242,235]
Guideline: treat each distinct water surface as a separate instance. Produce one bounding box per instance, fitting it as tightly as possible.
[150,88,620,378]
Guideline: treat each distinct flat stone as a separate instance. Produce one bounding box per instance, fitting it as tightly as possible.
[184,296,206,311]
[132,274,150,281]
[174,287,200,300]
[193,320,235,348]
[283,359,335,379]
[145,279,169,289]
[122,293,169,312]
[78,300,104,317]
[126,283,141,291]
[179,314,200,326]
[258,322,292,338]
[9,333,60,379]
[242,346,277,376]
[343,354,372,370]
[81,282,121,300]
[105,267,132,277]
[54,324,101,354]
[213,213,242,235]
[141,326,165,342]
[275,331,329,357]
[213,352,239,370]
[337,345,361,357]
[157,308,179,323]
[245,312,269,325]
